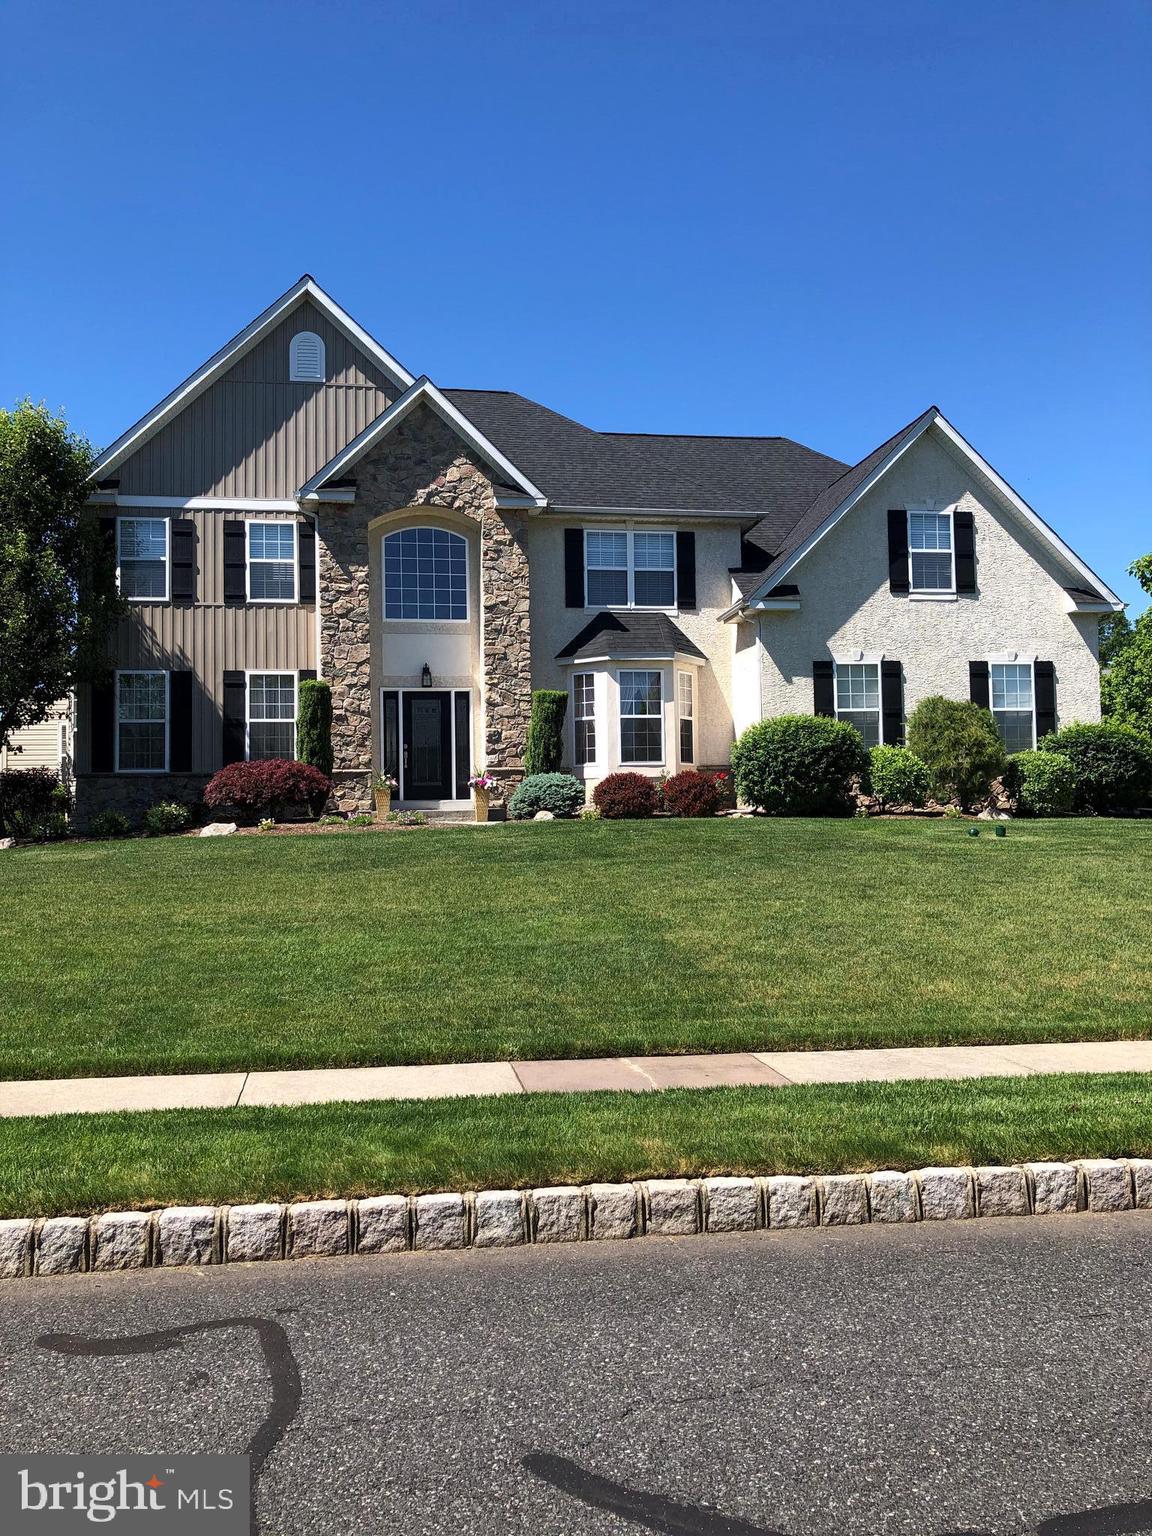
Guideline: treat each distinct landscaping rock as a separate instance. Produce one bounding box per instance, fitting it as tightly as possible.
[356,1195,409,1253]
[703,1177,761,1233]
[975,1166,1029,1218]
[0,837,14,850]
[1024,1163,1081,1216]
[158,1206,217,1265]
[36,1217,89,1275]
[587,1183,638,1240]
[226,1204,284,1262]
[868,1171,918,1223]
[819,1174,869,1225]
[93,1211,152,1270]
[414,1193,468,1250]
[767,1175,817,1228]
[0,1218,34,1278]
[1076,1159,1133,1212]
[530,1187,584,1242]
[916,1167,974,1220]
[1130,1159,1152,1209]
[532,810,555,821]
[474,1190,525,1247]
[200,822,237,837]
[644,1179,700,1236]
[287,1200,348,1258]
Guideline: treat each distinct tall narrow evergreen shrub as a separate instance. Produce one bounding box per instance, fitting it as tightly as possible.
[523,689,568,775]
[297,679,334,777]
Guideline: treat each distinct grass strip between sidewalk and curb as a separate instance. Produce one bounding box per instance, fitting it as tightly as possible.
[1,1072,1150,1218]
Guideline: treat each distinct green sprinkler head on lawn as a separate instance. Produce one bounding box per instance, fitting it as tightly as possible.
[967,826,980,837]
[995,824,1007,837]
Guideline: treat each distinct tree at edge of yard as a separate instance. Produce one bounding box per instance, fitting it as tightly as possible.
[1101,554,1152,740]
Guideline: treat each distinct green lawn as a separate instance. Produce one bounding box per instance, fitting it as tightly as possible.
[1,818,1149,1080]
[1,1073,1149,1217]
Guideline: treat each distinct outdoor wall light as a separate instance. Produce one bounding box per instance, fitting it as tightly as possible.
[421,663,433,688]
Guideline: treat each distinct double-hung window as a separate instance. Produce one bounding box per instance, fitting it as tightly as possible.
[619,670,663,764]
[990,662,1034,752]
[116,670,168,772]
[573,673,596,766]
[908,511,954,593]
[248,673,297,760]
[117,517,169,600]
[677,670,695,763]
[585,530,675,608]
[835,662,881,747]
[248,522,297,602]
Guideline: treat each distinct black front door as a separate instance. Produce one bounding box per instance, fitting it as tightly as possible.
[403,691,452,799]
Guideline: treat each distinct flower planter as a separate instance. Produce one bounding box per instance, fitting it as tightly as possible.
[473,787,490,823]
[373,788,392,821]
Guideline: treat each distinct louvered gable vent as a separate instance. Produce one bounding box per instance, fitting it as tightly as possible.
[289,330,325,382]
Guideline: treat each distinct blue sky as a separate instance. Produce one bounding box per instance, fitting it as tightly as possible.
[2,0,1149,609]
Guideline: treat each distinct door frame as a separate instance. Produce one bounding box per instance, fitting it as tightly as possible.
[382,686,474,806]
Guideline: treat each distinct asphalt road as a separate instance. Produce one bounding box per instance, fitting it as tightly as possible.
[1,1214,1151,1535]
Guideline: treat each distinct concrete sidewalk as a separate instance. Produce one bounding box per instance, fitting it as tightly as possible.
[1,1039,1150,1118]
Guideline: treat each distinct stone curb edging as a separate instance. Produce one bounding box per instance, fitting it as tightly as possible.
[2,1159,1150,1280]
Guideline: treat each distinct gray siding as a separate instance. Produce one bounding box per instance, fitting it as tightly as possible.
[115,299,396,498]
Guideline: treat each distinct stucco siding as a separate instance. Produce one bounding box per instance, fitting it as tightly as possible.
[755,428,1101,729]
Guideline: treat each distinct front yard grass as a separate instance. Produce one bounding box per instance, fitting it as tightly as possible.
[1,1073,1149,1217]
[1,817,1149,1080]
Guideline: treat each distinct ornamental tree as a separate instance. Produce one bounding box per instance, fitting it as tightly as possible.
[0,402,123,753]
[1101,554,1152,739]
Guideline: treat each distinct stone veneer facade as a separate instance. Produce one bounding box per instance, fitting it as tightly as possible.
[319,404,532,809]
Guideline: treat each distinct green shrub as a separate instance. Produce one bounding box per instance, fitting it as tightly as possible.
[385,809,427,826]
[508,772,585,820]
[143,801,190,836]
[906,696,1006,809]
[523,690,568,776]
[868,745,932,810]
[89,810,131,839]
[1004,750,1078,817]
[0,767,64,836]
[730,715,869,816]
[296,679,334,778]
[1037,720,1152,814]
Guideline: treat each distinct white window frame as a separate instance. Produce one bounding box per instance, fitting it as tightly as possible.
[381,525,470,623]
[618,668,665,766]
[572,672,597,767]
[677,669,695,764]
[584,528,677,611]
[114,669,169,774]
[246,671,298,761]
[833,657,884,747]
[116,515,170,603]
[289,330,326,382]
[246,520,299,604]
[907,507,956,596]
[989,656,1036,752]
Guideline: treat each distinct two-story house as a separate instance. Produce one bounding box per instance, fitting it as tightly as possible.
[75,275,1122,825]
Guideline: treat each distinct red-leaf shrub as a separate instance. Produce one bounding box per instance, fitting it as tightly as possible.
[203,759,331,822]
[592,771,658,819]
[662,769,721,818]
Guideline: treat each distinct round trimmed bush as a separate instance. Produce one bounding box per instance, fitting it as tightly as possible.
[89,809,131,839]
[905,696,1006,809]
[1037,720,1152,814]
[730,715,869,816]
[507,772,585,820]
[204,759,332,822]
[1004,750,1078,817]
[868,745,931,810]
[593,772,658,819]
[662,770,721,818]
[143,800,191,836]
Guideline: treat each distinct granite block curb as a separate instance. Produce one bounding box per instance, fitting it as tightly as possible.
[4,1159,1150,1281]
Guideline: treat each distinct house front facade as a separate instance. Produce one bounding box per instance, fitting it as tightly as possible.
[74,276,1122,825]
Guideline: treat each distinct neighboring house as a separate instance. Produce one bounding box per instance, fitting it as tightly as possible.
[1,703,72,780]
[74,275,1122,824]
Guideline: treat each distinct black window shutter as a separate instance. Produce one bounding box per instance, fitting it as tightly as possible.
[564,529,585,607]
[954,509,977,594]
[89,676,115,772]
[813,659,835,717]
[881,659,904,745]
[887,510,910,593]
[969,660,990,709]
[223,521,247,605]
[170,520,197,602]
[222,671,247,763]
[676,531,697,610]
[169,670,194,771]
[298,519,317,602]
[1034,660,1056,740]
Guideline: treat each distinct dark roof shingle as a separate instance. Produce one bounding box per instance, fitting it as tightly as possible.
[556,611,706,662]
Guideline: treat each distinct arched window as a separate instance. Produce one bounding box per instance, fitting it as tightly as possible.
[289,330,325,382]
[383,527,468,620]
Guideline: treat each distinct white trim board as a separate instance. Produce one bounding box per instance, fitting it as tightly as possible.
[91,276,415,480]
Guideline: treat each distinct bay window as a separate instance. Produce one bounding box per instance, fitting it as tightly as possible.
[573,673,596,766]
[619,670,663,764]
[677,670,695,763]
